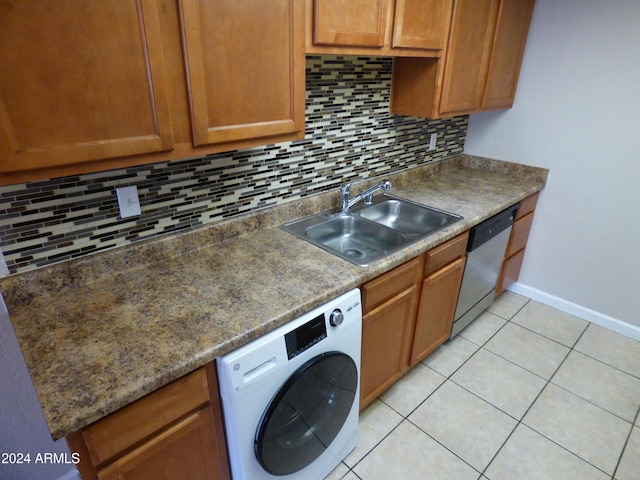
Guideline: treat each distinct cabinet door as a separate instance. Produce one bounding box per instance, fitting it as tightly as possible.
[179,0,305,146]
[81,368,210,466]
[506,211,534,257]
[482,0,535,109]
[97,408,225,480]
[313,0,391,47]
[360,286,417,408]
[0,0,173,175]
[411,256,465,365]
[497,247,525,295]
[392,0,453,50]
[438,0,500,114]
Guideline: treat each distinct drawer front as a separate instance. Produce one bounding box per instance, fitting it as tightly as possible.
[497,247,525,295]
[506,212,534,257]
[362,255,423,312]
[424,231,469,276]
[516,192,538,219]
[82,367,210,466]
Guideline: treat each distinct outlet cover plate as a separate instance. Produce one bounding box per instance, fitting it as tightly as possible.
[116,186,141,218]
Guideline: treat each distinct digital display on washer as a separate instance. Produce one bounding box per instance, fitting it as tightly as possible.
[285,313,327,360]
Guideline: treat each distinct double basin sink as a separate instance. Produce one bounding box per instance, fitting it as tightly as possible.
[282,194,462,266]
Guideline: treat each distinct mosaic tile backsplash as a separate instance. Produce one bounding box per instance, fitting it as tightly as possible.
[0,56,468,275]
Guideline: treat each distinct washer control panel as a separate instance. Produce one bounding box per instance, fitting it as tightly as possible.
[285,314,327,360]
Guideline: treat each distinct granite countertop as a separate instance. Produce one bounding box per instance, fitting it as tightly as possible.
[0,155,548,440]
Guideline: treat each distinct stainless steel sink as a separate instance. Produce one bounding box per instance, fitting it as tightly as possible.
[283,213,407,266]
[282,194,462,266]
[355,195,461,237]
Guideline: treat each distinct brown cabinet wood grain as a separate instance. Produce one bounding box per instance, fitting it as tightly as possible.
[411,232,468,364]
[483,0,536,109]
[1,1,305,185]
[498,247,525,295]
[496,192,538,295]
[0,0,174,176]
[392,0,453,50]
[361,285,420,408]
[313,0,391,47]
[411,255,465,364]
[424,231,468,276]
[361,256,423,311]
[66,364,230,480]
[96,408,221,480]
[391,0,534,118]
[179,0,305,146]
[360,256,422,408]
[307,0,452,56]
[438,0,500,114]
[360,231,469,406]
[81,369,211,466]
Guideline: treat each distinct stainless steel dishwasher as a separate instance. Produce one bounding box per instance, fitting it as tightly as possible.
[451,204,519,338]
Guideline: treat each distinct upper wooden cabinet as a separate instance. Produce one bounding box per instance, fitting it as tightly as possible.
[482,0,536,109]
[0,0,174,177]
[438,0,501,114]
[0,1,305,186]
[306,0,453,57]
[179,0,305,146]
[313,0,391,48]
[392,0,453,51]
[391,0,535,118]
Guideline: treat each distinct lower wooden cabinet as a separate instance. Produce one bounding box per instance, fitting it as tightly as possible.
[66,363,230,480]
[411,255,466,365]
[96,408,220,480]
[496,192,538,295]
[360,231,469,408]
[360,257,423,408]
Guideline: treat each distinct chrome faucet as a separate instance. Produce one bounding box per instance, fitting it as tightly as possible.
[341,179,392,213]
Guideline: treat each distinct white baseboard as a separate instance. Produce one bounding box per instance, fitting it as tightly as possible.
[508,282,640,341]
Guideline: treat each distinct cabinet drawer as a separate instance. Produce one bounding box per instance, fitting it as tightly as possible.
[96,408,218,480]
[362,255,422,313]
[82,367,210,466]
[497,247,525,295]
[516,192,539,219]
[506,212,534,257]
[424,231,469,276]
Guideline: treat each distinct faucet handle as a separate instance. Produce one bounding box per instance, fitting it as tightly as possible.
[381,179,392,191]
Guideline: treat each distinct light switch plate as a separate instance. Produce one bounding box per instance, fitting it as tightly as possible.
[116,186,141,218]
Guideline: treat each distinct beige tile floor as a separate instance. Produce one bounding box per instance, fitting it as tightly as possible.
[327,292,640,480]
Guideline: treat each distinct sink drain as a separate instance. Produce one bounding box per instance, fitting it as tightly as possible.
[343,248,366,259]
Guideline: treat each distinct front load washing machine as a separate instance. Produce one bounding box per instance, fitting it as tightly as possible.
[217,288,362,480]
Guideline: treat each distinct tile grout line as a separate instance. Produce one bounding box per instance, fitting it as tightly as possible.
[341,295,640,479]
[478,298,587,477]
[610,402,640,480]
[481,318,633,479]
[373,298,533,478]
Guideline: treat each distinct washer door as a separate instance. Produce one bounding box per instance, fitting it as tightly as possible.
[255,351,358,475]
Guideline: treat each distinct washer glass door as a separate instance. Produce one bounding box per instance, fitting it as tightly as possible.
[255,352,358,475]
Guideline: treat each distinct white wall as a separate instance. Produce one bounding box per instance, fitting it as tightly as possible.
[1,297,78,480]
[465,0,640,334]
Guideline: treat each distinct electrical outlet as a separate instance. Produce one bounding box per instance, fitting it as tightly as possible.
[116,186,141,218]
[429,133,437,151]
